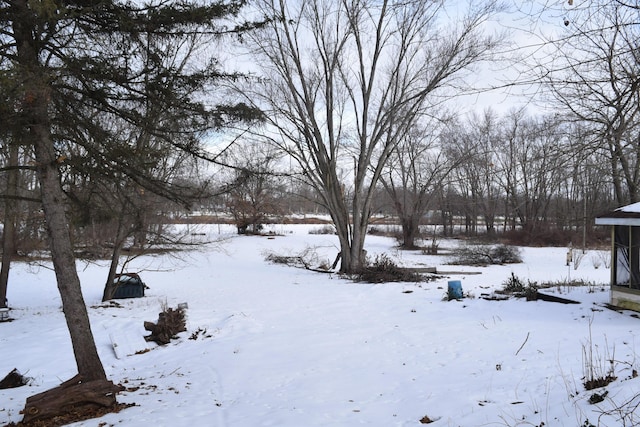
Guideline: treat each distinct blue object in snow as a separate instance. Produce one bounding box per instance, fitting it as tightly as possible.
[448,280,463,300]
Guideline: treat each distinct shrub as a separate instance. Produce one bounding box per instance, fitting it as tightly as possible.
[502,272,527,293]
[583,319,617,391]
[491,244,522,263]
[308,225,336,235]
[449,244,522,266]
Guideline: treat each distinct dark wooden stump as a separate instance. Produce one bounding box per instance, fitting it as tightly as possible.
[22,375,123,424]
[0,368,29,389]
[144,307,186,345]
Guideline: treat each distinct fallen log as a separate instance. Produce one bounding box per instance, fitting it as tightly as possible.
[22,375,123,424]
[535,291,580,304]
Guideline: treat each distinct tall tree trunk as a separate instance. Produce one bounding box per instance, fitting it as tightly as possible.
[32,108,107,382]
[385,186,421,249]
[349,218,367,273]
[0,143,18,308]
[329,199,368,274]
[347,190,370,273]
[13,0,107,382]
[331,200,359,274]
[401,214,420,250]
[323,171,368,274]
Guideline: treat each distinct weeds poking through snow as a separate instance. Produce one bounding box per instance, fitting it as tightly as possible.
[594,392,640,426]
[582,317,617,391]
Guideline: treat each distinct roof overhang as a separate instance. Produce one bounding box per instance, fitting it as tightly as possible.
[596,202,640,226]
[595,217,640,226]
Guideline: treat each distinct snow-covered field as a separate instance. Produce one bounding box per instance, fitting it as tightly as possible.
[2,224,639,427]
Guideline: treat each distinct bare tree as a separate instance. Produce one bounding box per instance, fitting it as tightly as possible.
[441,109,579,241]
[221,143,285,234]
[241,0,503,272]
[443,110,503,236]
[534,2,640,204]
[515,116,568,231]
[380,118,453,248]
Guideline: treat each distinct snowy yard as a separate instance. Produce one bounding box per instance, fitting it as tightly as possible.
[1,224,639,427]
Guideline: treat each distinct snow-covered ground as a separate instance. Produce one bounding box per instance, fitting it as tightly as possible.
[1,224,639,427]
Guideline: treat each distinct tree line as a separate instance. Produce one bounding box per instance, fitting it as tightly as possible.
[217,107,616,249]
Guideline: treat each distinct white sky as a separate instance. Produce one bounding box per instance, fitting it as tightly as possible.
[450,1,577,116]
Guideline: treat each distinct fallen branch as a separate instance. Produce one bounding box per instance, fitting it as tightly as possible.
[535,292,580,304]
[515,332,530,356]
